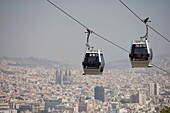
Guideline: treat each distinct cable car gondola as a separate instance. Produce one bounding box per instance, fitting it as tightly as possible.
[129,39,153,68]
[82,29,105,75]
[129,18,153,68]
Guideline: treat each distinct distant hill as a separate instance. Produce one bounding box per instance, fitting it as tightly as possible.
[0,54,170,72]
[105,54,170,71]
[105,59,130,69]
[152,54,170,71]
[0,56,76,68]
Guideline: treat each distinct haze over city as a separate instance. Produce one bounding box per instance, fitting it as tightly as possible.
[0,0,170,66]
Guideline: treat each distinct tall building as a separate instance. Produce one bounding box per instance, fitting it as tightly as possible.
[138,91,146,105]
[68,69,72,83]
[154,83,159,95]
[55,69,63,85]
[130,91,146,105]
[148,82,159,95]
[78,101,87,112]
[94,86,105,102]
[55,69,72,85]
[55,70,58,85]
[63,69,71,84]
[130,94,138,103]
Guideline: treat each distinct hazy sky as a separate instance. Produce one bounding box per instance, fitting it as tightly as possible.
[0,0,170,66]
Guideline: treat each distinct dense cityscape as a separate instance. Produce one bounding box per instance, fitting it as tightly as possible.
[0,55,170,113]
[1,0,170,113]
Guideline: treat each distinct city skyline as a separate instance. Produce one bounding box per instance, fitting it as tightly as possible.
[1,55,170,112]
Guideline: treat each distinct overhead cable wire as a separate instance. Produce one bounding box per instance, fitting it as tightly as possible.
[47,0,88,29]
[151,63,170,75]
[119,0,143,23]
[119,0,170,43]
[47,0,129,53]
[148,26,170,43]
[47,0,169,74]
[92,32,129,53]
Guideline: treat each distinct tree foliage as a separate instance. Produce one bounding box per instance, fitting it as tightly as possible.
[160,106,170,113]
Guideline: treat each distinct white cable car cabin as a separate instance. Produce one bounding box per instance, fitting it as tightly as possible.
[82,29,105,75]
[129,17,153,68]
[82,49,105,75]
[129,39,153,68]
